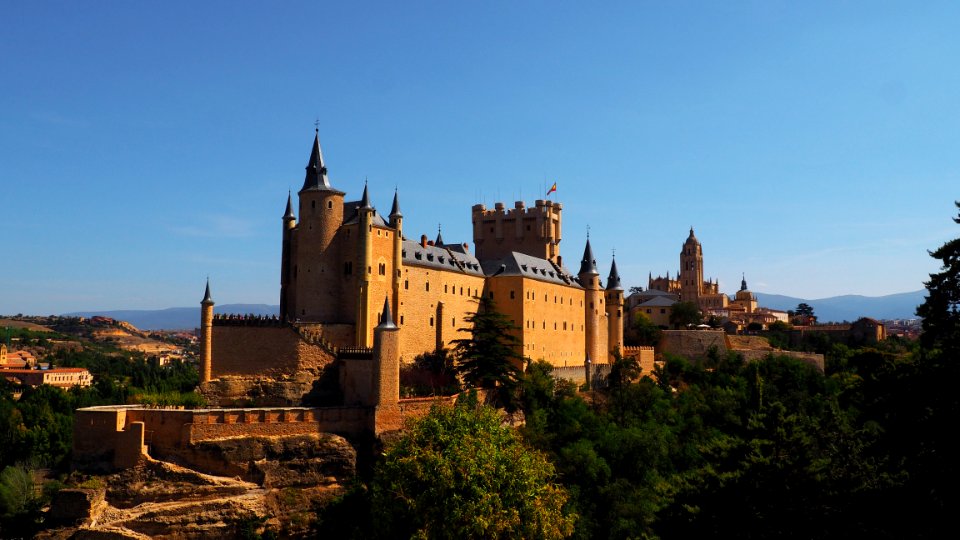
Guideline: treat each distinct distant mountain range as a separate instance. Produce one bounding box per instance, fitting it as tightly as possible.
[754,290,925,323]
[61,290,926,330]
[63,304,280,331]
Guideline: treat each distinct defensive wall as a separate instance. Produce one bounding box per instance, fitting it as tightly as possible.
[658,330,824,372]
[73,399,455,474]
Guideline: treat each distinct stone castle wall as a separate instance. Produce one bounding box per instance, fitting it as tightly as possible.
[211,324,336,378]
[398,264,486,360]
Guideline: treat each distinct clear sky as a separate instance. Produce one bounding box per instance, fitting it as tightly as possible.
[2,1,958,315]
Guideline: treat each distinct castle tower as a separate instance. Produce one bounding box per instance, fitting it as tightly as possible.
[372,297,401,434]
[472,199,562,262]
[355,182,375,346]
[280,192,296,320]
[389,190,403,325]
[680,227,704,304]
[579,238,604,365]
[293,130,346,321]
[200,279,214,383]
[605,255,624,359]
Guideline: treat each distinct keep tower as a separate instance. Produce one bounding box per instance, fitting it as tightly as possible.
[289,130,346,322]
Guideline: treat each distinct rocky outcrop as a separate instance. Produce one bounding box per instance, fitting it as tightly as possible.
[184,433,356,488]
[42,450,349,539]
[199,374,318,407]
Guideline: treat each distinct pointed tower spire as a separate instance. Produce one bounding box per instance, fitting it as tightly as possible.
[578,238,599,276]
[301,129,334,192]
[435,224,444,247]
[741,273,748,291]
[283,191,295,220]
[389,188,402,219]
[606,256,623,291]
[378,296,396,329]
[201,278,214,305]
[359,179,372,210]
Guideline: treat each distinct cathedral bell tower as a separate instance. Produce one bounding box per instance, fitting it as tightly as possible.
[679,227,704,304]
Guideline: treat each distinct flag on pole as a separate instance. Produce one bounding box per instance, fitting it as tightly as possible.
[546,182,557,196]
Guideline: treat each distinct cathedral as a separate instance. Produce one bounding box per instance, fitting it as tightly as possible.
[199,131,625,384]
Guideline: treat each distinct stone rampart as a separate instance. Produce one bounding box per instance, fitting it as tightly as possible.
[73,405,374,474]
[658,330,728,359]
[735,349,825,372]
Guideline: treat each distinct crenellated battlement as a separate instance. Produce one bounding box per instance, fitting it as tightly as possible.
[472,199,563,262]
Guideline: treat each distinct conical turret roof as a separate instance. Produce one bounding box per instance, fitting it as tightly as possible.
[378,297,397,329]
[389,189,402,219]
[283,191,295,220]
[579,238,599,276]
[359,181,372,210]
[201,279,214,305]
[606,257,623,291]
[300,130,339,193]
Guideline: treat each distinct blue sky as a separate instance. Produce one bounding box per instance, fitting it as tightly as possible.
[1,1,957,314]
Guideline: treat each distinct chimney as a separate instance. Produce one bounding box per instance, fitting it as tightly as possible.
[420,234,428,248]
[462,242,469,252]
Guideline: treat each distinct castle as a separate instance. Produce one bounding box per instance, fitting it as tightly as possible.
[199,131,629,388]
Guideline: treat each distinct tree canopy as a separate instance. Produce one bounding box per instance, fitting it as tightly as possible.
[369,402,576,540]
[669,301,702,328]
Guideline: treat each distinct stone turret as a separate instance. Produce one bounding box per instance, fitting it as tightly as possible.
[280,192,296,320]
[390,189,403,323]
[200,279,215,383]
[294,129,346,321]
[372,297,401,434]
[579,238,604,366]
[605,256,624,359]
[356,181,375,346]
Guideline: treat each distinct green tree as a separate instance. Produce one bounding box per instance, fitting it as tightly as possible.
[453,296,522,408]
[370,403,576,539]
[917,201,960,355]
[795,303,815,318]
[630,312,662,346]
[669,301,702,329]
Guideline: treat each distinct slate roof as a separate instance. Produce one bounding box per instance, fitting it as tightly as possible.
[342,200,388,227]
[482,252,580,287]
[402,240,485,276]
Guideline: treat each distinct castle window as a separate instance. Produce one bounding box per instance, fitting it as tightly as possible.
[646,309,651,314]
[554,322,557,330]
[327,201,333,209]
[563,321,567,330]
[445,284,448,293]
[378,263,386,276]
[543,322,546,329]
[489,291,494,298]
[400,315,404,324]
[430,317,434,327]
[660,308,666,314]
[452,318,456,327]
[404,280,409,290]
[312,201,316,209]
[426,282,430,291]
[510,291,515,299]
[460,287,463,295]
[344,262,353,275]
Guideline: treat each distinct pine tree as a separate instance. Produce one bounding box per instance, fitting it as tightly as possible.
[452,296,522,407]
[917,200,960,356]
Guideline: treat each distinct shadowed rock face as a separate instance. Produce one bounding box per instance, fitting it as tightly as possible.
[41,434,357,539]
[188,433,357,488]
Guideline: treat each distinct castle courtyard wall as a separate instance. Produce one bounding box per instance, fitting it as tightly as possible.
[398,264,485,361]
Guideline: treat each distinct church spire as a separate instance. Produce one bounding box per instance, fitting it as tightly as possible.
[435,225,444,247]
[606,256,623,291]
[578,238,599,276]
[741,273,748,291]
[300,129,333,192]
